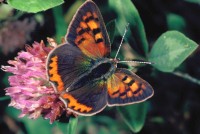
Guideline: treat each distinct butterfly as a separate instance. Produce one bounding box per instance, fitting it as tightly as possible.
[47,0,154,116]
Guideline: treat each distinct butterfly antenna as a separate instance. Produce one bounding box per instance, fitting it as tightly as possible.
[114,23,130,60]
[118,60,152,65]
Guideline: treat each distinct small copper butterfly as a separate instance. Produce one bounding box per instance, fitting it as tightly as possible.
[47,0,154,116]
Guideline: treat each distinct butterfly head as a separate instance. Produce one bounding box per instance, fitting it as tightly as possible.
[111,58,119,65]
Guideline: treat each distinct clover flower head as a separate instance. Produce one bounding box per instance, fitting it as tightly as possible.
[2,39,71,123]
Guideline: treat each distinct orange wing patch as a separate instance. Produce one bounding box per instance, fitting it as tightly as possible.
[74,11,108,58]
[48,56,64,92]
[61,93,92,113]
[107,73,145,99]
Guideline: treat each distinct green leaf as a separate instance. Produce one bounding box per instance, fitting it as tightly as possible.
[80,116,119,134]
[185,0,200,4]
[0,4,13,20]
[6,107,53,134]
[3,73,11,87]
[56,118,78,134]
[7,0,64,13]
[150,116,165,124]
[167,13,186,32]
[64,0,84,25]
[0,96,10,101]
[53,5,67,42]
[6,107,78,134]
[66,117,78,134]
[6,107,20,118]
[117,102,148,133]
[92,116,120,134]
[25,118,54,134]
[106,19,116,44]
[109,0,149,57]
[149,31,198,72]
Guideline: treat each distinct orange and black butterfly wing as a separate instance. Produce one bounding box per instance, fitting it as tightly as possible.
[107,68,154,106]
[60,78,107,116]
[47,43,92,93]
[65,0,111,59]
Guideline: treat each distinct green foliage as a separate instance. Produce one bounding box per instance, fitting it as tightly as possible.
[64,0,84,26]
[6,107,52,134]
[106,20,116,44]
[52,6,67,42]
[149,31,198,72]
[66,117,78,134]
[0,4,13,20]
[3,73,11,87]
[55,118,78,134]
[109,0,149,57]
[7,0,64,13]
[185,0,200,3]
[78,116,121,134]
[6,107,78,134]
[167,13,186,32]
[117,102,148,133]
[0,96,10,101]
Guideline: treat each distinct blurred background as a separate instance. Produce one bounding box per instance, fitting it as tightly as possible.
[0,0,200,134]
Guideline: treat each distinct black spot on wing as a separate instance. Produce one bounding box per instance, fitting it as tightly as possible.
[78,28,90,35]
[133,84,142,94]
[127,80,135,86]
[93,28,101,35]
[77,38,85,45]
[133,87,142,95]
[85,15,94,23]
[112,90,119,95]
[119,92,127,97]
[96,38,103,43]
[122,76,128,81]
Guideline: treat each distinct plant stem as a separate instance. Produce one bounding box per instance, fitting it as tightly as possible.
[0,96,10,101]
[173,71,200,86]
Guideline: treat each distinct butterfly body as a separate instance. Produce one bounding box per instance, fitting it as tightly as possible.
[65,58,117,92]
[47,0,154,116]
[87,58,117,80]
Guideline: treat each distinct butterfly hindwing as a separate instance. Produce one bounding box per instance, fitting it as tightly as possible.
[47,43,92,93]
[107,68,154,106]
[60,77,107,115]
[66,0,111,59]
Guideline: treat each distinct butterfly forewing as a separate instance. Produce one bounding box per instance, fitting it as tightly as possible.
[65,0,111,59]
[47,43,92,93]
[107,68,154,106]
